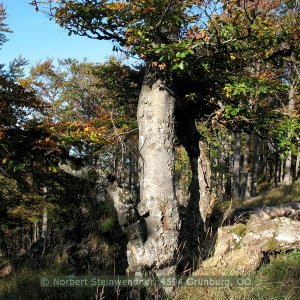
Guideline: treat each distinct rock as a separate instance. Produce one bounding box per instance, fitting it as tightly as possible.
[197,204,300,275]
[0,262,13,278]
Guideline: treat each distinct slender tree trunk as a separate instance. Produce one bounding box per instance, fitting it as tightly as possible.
[242,134,259,199]
[198,140,211,223]
[33,221,39,242]
[274,153,279,185]
[260,146,267,179]
[284,80,297,185]
[233,131,241,199]
[243,134,252,200]
[225,155,232,199]
[296,152,300,180]
[41,208,48,239]
[251,135,259,196]
[215,156,222,200]
[128,150,133,193]
[281,160,285,183]
[283,152,292,185]
[41,187,48,239]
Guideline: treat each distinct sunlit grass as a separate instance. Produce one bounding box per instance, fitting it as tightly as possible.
[175,250,300,300]
[243,180,300,207]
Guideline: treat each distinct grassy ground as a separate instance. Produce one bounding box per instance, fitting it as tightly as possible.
[0,266,127,300]
[1,182,300,299]
[175,250,300,300]
[1,250,300,300]
[0,268,95,300]
[243,181,300,207]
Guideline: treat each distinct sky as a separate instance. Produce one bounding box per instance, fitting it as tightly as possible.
[1,0,115,67]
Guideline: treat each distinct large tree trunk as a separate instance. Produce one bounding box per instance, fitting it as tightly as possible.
[133,72,180,276]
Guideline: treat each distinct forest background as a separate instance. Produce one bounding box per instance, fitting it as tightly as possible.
[0,1,300,299]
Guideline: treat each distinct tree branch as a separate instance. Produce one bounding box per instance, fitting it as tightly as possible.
[58,159,146,247]
[58,159,103,182]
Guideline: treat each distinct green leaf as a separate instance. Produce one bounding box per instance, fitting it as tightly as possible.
[178,62,184,70]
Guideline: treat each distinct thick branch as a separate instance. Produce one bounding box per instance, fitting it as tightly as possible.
[58,159,145,251]
[58,159,105,182]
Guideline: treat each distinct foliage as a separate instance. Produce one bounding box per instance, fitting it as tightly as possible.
[22,58,140,156]
[175,146,192,191]
[0,3,10,48]
[32,1,300,150]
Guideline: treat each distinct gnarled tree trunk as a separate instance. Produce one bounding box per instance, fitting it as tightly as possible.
[131,72,180,276]
[58,72,181,278]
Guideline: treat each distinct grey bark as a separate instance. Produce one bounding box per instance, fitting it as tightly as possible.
[284,80,297,185]
[251,135,259,196]
[128,150,133,193]
[33,221,39,243]
[41,187,48,239]
[233,132,241,199]
[198,140,211,223]
[59,73,181,277]
[284,152,293,185]
[134,73,180,276]
[242,134,252,200]
[225,155,232,199]
[296,153,300,180]
[41,209,48,239]
[281,159,285,183]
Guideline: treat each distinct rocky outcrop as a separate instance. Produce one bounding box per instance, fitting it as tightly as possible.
[197,203,300,275]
